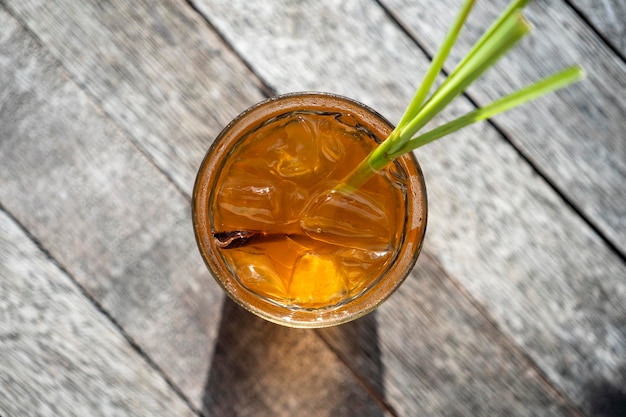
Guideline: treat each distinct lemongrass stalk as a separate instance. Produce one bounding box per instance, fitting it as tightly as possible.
[446,0,530,83]
[395,12,530,145]
[349,10,530,189]
[334,0,584,193]
[390,66,585,156]
[396,0,476,133]
[336,65,583,193]
[398,0,530,137]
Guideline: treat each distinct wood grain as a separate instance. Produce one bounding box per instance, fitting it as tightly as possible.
[0,6,223,407]
[0,211,196,417]
[183,0,626,414]
[320,254,580,417]
[569,0,626,57]
[2,0,266,196]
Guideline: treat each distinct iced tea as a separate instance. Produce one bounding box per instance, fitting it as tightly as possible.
[193,93,426,327]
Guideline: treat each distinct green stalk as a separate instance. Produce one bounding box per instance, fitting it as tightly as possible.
[341,11,529,190]
[446,0,530,83]
[390,66,585,156]
[399,0,528,135]
[334,0,583,193]
[393,11,529,146]
[396,0,476,133]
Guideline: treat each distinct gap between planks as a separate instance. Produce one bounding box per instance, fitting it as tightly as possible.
[562,0,626,63]
[417,252,588,417]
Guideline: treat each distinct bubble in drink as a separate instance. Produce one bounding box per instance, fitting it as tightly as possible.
[211,111,408,308]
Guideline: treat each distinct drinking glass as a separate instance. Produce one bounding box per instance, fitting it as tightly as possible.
[192,92,427,328]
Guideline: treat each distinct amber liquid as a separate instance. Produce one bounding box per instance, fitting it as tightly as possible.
[210,111,408,309]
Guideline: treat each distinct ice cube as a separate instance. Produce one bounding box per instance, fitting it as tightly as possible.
[215,160,304,234]
[227,249,286,299]
[252,234,311,272]
[300,188,393,252]
[278,179,309,228]
[268,115,321,179]
[336,247,392,293]
[287,251,348,307]
[216,169,281,229]
[318,118,344,164]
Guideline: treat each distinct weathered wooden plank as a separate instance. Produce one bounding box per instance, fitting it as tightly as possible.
[320,254,580,417]
[569,0,626,57]
[1,0,266,196]
[0,6,389,414]
[183,0,626,414]
[382,0,626,255]
[0,211,197,417]
[0,6,223,407]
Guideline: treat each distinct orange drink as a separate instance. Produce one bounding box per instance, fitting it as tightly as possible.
[193,93,427,327]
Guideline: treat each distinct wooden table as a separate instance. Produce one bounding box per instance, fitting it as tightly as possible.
[1,0,624,416]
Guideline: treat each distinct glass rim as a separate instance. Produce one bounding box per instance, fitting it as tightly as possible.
[192,92,427,328]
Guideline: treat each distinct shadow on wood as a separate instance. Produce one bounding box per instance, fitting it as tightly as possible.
[586,370,626,417]
[202,298,387,417]
[317,313,386,401]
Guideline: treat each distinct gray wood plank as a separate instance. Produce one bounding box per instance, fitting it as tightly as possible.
[320,254,581,417]
[382,0,626,255]
[0,6,389,415]
[569,0,626,57]
[182,0,626,414]
[0,210,196,417]
[1,0,266,196]
[0,6,223,407]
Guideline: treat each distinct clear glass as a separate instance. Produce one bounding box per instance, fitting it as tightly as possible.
[192,92,427,328]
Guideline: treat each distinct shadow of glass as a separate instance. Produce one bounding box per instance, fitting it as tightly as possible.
[202,297,387,417]
[317,312,386,401]
[587,372,626,417]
